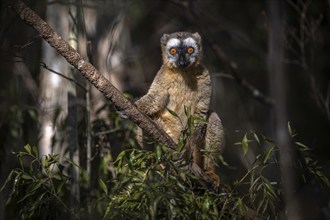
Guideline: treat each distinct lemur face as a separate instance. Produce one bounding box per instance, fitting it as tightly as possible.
[161,32,202,69]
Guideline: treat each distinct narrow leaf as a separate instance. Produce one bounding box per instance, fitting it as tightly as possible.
[184,105,190,117]
[218,155,229,166]
[253,132,260,144]
[156,145,162,161]
[167,108,179,118]
[288,121,293,136]
[263,146,275,164]
[32,146,39,158]
[99,179,108,194]
[177,134,185,152]
[242,134,249,156]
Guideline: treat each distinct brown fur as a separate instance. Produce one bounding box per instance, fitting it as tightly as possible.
[135,32,224,188]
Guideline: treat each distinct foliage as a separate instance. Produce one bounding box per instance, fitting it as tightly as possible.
[0,144,74,219]
[104,148,234,220]
[233,123,330,219]
[1,120,329,219]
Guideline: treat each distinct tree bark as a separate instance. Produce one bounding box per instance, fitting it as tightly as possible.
[10,0,216,188]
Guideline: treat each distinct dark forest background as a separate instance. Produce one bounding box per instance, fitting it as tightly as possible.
[0,0,330,219]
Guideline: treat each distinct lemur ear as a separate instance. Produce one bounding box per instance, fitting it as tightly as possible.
[161,34,170,46]
[192,32,201,44]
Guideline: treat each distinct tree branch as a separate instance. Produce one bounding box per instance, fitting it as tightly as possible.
[10,0,216,189]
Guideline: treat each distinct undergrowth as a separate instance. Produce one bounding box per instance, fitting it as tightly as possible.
[1,119,329,219]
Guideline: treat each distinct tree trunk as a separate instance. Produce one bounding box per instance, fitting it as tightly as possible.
[268,1,301,219]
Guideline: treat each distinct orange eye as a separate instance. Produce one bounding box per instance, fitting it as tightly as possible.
[170,48,177,55]
[187,47,194,54]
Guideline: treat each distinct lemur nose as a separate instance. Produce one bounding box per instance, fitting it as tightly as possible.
[178,60,187,68]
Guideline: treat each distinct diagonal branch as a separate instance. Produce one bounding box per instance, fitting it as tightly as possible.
[10,0,216,189]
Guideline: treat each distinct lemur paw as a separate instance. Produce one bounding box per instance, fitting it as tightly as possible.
[205,171,220,189]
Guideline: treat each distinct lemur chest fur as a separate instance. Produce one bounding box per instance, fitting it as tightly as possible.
[156,67,209,141]
[167,72,198,112]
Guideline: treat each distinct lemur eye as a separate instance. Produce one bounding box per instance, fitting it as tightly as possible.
[169,48,177,55]
[187,47,194,54]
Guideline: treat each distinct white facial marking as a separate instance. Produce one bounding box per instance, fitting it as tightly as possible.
[183,37,198,56]
[166,38,180,51]
[183,37,198,64]
[183,37,196,46]
[166,38,180,65]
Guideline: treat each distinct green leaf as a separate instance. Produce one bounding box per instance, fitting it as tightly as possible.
[257,199,264,213]
[99,179,108,194]
[242,134,249,156]
[18,180,45,203]
[56,180,66,194]
[202,195,211,211]
[288,121,293,136]
[21,173,34,180]
[27,109,37,120]
[177,134,185,152]
[149,196,162,220]
[32,146,39,158]
[17,151,29,157]
[218,155,229,166]
[0,170,16,192]
[65,157,81,169]
[263,146,275,164]
[184,105,190,117]
[235,198,246,214]
[156,145,162,161]
[295,142,310,151]
[192,116,207,124]
[44,155,49,168]
[167,108,179,118]
[114,150,127,169]
[52,173,62,181]
[24,144,32,155]
[253,132,260,144]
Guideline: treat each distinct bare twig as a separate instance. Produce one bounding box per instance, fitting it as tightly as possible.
[40,61,86,91]
[286,0,330,123]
